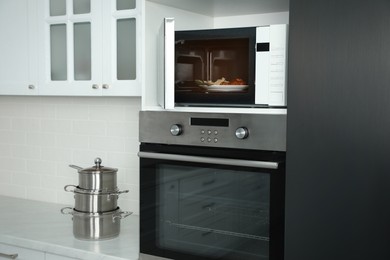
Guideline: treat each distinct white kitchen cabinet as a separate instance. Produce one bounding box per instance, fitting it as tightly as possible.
[0,243,44,260]
[0,0,38,95]
[45,253,78,260]
[38,0,143,96]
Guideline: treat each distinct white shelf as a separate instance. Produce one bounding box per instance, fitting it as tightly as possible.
[147,0,289,17]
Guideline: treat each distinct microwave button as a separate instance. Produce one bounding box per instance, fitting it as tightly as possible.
[207,130,212,135]
[201,129,205,134]
[214,130,218,135]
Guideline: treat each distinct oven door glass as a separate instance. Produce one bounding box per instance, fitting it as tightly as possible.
[140,145,285,260]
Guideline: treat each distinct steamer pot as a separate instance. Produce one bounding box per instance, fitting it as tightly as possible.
[61,207,132,240]
[64,185,129,213]
[69,158,118,191]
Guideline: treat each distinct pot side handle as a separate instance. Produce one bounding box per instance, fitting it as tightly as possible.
[112,211,133,222]
[64,184,78,192]
[109,189,129,196]
[69,164,83,171]
[60,207,74,215]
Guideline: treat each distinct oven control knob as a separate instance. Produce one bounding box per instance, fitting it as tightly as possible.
[235,127,249,139]
[170,124,183,136]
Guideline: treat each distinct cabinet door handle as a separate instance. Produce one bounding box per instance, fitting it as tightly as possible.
[0,253,18,259]
[92,84,99,89]
[28,84,35,90]
[102,84,110,89]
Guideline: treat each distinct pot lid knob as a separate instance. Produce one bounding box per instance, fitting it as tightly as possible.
[94,157,102,167]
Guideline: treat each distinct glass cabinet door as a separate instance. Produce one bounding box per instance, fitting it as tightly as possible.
[39,0,142,96]
[101,0,142,96]
[39,0,103,95]
[44,0,99,95]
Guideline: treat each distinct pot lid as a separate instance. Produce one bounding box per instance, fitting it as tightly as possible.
[77,158,118,174]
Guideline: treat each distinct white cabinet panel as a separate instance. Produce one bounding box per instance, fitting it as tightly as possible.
[0,243,44,260]
[45,253,78,260]
[0,0,38,95]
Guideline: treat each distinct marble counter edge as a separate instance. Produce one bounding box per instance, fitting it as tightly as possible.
[0,227,139,260]
[0,196,140,260]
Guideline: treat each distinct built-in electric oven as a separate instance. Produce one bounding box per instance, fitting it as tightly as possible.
[139,111,286,260]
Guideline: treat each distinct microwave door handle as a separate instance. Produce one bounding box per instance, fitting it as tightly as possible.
[138,152,279,170]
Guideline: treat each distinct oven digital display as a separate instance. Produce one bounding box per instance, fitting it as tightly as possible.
[190,117,229,127]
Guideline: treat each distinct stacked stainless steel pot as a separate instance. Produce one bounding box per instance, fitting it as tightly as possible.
[61,158,131,240]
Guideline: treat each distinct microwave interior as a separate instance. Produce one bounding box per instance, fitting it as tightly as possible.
[174,28,256,106]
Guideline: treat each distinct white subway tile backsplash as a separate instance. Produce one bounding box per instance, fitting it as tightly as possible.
[107,152,137,169]
[73,120,107,136]
[41,147,72,163]
[12,171,41,187]
[41,119,72,134]
[0,118,11,130]
[56,104,90,120]
[12,118,41,132]
[125,168,140,186]
[0,96,141,213]
[89,136,126,152]
[25,104,56,118]
[125,138,141,154]
[0,103,26,117]
[107,121,138,137]
[26,160,57,175]
[0,144,11,157]
[0,130,26,145]
[0,171,12,183]
[27,132,56,147]
[0,183,26,198]
[0,157,26,171]
[56,134,89,149]
[11,145,41,159]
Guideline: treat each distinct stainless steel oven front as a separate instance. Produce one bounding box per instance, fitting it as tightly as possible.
[139,111,286,260]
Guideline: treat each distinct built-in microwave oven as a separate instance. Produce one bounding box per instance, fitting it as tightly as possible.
[158,18,288,109]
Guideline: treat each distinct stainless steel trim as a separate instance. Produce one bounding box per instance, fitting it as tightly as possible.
[0,253,18,259]
[138,151,279,169]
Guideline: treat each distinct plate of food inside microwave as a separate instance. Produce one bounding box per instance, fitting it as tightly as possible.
[195,77,248,92]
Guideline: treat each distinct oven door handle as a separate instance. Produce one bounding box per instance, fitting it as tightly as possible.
[138,152,279,169]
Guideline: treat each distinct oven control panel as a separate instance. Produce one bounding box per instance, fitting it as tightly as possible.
[140,111,287,151]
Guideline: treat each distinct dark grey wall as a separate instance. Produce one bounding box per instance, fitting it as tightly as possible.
[285,0,390,259]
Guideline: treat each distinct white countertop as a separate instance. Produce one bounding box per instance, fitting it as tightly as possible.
[0,196,139,260]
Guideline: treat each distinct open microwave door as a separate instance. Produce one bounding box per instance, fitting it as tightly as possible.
[157,18,175,109]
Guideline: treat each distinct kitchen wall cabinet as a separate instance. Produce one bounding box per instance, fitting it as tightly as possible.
[0,243,44,260]
[285,0,390,259]
[37,0,143,96]
[45,253,78,260]
[0,0,38,95]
